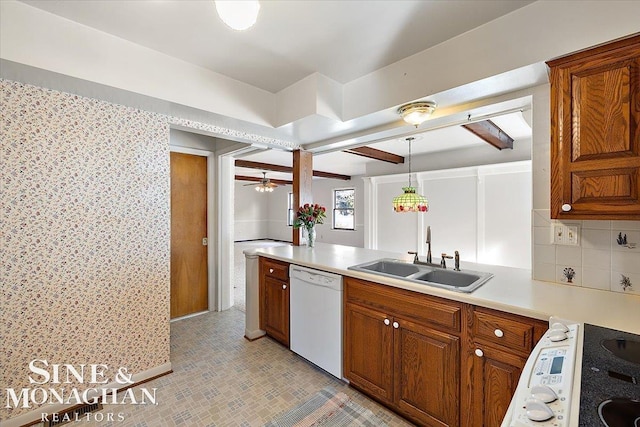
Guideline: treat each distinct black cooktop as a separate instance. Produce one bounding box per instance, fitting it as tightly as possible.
[579,324,640,427]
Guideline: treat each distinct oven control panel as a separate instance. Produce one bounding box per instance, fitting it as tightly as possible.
[506,321,580,427]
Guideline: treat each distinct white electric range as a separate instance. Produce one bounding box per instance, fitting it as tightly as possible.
[504,317,640,427]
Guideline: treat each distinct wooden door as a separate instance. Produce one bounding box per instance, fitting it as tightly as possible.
[343,303,393,404]
[466,344,526,427]
[548,35,640,219]
[262,276,289,345]
[170,152,208,318]
[394,318,460,427]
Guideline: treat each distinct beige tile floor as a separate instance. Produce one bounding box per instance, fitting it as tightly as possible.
[81,308,413,426]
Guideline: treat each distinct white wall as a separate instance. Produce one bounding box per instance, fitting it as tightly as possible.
[261,177,365,247]
[311,177,365,248]
[234,182,270,241]
[264,185,292,242]
[369,162,532,269]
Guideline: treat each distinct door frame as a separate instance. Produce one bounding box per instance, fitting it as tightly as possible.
[169,146,217,315]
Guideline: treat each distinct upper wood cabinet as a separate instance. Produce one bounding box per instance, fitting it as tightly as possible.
[547,34,640,220]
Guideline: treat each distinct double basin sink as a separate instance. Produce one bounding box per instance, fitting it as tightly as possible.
[348,258,493,293]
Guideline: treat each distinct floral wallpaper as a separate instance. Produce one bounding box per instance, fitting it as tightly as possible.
[0,80,171,421]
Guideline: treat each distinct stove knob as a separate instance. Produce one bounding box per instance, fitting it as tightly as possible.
[549,330,568,342]
[525,398,554,422]
[550,322,569,333]
[531,385,558,403]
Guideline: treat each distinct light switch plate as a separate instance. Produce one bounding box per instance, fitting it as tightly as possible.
[551,224,580,246]
[553,225,565,244]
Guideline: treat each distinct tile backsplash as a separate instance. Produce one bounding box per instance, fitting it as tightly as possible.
[532,210,640,295]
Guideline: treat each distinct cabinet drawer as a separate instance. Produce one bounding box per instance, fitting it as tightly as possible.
[345,277,461,333]
[262,258,289,281]
[471,308,539,354]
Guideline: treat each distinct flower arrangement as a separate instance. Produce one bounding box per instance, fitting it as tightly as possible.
[293,203,326,229]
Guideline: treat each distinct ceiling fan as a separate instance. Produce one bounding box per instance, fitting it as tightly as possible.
[245,171,278,192]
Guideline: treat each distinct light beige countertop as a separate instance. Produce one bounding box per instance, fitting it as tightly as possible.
[253,242,640,335]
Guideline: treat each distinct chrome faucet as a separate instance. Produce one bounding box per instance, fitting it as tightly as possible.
[454,250,460,271]
[440,253,453,269]
[407,251,440,268]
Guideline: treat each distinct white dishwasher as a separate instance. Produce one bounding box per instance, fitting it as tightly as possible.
[289,264,343,379]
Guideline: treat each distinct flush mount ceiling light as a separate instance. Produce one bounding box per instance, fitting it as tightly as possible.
[215,0,260,31]
[392,137,428,213]
[398,101,437,127]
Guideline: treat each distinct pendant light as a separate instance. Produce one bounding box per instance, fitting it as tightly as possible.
[392,137,428,213]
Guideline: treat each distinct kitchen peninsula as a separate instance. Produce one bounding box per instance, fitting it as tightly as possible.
[245,243,640,426]
[248,243,640,335]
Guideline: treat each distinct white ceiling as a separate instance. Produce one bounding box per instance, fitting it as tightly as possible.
[22,0,533,93]
[236,111,532,179]
[13,0,536,181]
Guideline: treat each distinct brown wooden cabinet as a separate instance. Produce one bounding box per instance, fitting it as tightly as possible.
[259,257,290,346]
[344,277,461,427]
[344,302,393,403]
[547,34,640,220]
[461,306,547,426]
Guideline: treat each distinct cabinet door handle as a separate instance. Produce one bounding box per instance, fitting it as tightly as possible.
[282,284,287,290]
[561,203,572,212]
[494,329,504,338]
[269,268,274,273]
[393,321,399,329]
[475,348,484,358]
[384,318,390,326]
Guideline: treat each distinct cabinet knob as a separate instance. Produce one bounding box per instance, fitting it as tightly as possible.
[561,203,572,212]
[384,318,390,326]
[282,284,287,290]
[269,268,274,273]
[475,348,484,358]
[393,321,399,329]
[494,329,504,338]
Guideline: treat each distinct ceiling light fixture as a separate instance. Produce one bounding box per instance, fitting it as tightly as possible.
[398,101,437,127]
[392,137,428,213]
[245,172,276,192]
[215,0,260,31]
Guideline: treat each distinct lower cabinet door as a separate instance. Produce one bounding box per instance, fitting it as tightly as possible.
[394,318,460,427]
[263,276,289,346]
[344,303,393,403]
[466,344,526,427]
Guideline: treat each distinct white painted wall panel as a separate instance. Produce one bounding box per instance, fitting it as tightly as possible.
[420,175,478,262]
[481,169,532,269]
[375,181,420,254]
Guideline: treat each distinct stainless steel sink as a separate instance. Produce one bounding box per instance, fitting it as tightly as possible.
[348,258,493,293]
[412,269,483,288]
[354,259,421,277]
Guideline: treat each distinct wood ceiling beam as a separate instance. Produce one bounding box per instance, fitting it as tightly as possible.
[343,146,404,164]
[234,175,292,185]
[235,159,351,180]
[461,120,514,150]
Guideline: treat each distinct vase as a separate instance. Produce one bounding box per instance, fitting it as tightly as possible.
[306,225,316,247]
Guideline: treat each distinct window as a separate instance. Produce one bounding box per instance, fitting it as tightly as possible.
[287,192,294,226]
[333,189,355,230]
